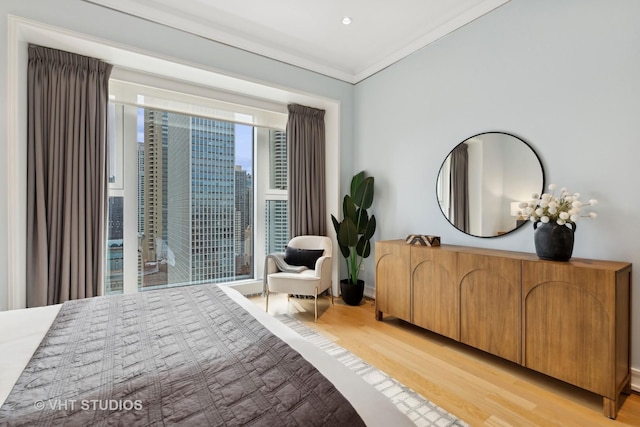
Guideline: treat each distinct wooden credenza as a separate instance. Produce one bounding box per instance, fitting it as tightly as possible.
[375,240,632,419]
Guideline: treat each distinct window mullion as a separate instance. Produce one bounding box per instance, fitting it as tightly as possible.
[122,105,139,294]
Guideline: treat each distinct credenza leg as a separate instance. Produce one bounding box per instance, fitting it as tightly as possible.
[375,310,383,321]
[603,396,618,419]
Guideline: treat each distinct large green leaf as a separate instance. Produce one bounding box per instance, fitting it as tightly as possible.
[343,195,357,223]
[337,217,358,247]
[355,208,369,233]
[350,171,365,198]
[353,177,374,209]
[356,237,371,258]
[331,214,340,235]
[338,242,350,259]
[363,215,376,239]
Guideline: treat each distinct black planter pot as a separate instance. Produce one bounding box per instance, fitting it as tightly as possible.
[340,279,365,306]
[533,221,576,261]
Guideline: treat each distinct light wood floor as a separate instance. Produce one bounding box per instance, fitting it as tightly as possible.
[249,293,640,427]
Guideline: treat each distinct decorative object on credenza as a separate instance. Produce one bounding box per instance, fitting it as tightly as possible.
[405,234,441,247]
[517,184,598,261]
[532,221,576,261]
[331,170,376,306]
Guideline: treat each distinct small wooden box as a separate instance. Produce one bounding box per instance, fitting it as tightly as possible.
[405,234,441,247]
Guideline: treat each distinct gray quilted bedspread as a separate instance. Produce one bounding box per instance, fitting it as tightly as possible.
[0,284,365,426]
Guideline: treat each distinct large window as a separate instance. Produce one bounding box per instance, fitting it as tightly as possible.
[105,85,287,294]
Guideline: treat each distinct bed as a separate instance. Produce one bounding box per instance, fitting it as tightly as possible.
[0,284,413,426]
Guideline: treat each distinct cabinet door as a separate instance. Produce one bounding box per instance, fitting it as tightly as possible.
[522,261,614,397]
[375,242,411,322]
[459,253,521,363]
[412,247,459,340]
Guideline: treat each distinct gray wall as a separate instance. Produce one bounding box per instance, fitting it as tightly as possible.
[0,0,354,310]
[354,0,640,368]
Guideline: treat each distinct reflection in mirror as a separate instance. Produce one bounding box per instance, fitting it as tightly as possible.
[437,132,544,238]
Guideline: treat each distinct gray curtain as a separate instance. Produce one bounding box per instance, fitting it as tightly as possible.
[287,104,326,237]
[27,45,113,307]
[449,143,469,233]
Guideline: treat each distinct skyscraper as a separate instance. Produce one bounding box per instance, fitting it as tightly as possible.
[234,165,253,276]
[266,200,288,253]
[165,113,238,285]
[141,110,166,265]
[265,129,289,253]
[270,130,287,190]
[137,142,145,234]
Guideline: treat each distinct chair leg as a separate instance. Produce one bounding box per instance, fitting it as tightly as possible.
[330,285,334,305]
[265,288,269,313]
[314,287,318,322]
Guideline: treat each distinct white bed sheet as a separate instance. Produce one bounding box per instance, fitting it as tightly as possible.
[0,303,61,407]
[0,287,413,426]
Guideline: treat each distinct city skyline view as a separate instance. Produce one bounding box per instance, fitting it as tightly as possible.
[107,105,288,294]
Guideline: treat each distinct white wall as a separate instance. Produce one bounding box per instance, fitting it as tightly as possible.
[0,0,355,310]
[354,0,640,368]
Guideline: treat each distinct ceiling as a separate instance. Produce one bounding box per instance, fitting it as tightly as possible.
[85,0,510,84]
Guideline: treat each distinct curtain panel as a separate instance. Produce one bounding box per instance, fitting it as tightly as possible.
[27,45,113,307]
[449,143,469,233]
[287,104,327,237]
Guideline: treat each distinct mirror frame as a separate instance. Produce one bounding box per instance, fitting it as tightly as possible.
[436,131,545,238]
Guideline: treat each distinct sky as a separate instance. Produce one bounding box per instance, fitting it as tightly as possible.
[235,124,253,174]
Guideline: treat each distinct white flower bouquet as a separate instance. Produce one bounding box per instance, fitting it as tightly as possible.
[518,184,598,225]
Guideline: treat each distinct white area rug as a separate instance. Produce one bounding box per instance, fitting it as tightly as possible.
[275,314,468,427]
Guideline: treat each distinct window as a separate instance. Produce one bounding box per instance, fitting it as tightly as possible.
[105,80,287,294]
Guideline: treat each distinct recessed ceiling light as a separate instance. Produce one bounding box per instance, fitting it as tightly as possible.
[342,16,352,25]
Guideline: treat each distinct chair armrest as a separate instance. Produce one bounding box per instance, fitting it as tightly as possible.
[313,256,332,278]
[265,255,280,275]
[263,253,284,295]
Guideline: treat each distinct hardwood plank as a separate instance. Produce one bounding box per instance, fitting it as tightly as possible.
[251,293,640,426]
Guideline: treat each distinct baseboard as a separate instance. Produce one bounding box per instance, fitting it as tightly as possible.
[631,368,640,392]
[364,285,375,299]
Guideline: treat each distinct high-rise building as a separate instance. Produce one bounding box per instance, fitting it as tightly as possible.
[165,114,237,285]
[235,165,250,254]
[107,197,124,240]
[266,129,289,253]
[270,130,287,190]
[165,113,191,286]
[141,110,166,265]
[266,200,288,253]
[137,142,145,234]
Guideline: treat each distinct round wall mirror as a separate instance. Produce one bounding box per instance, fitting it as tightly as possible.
[436,132,544,238]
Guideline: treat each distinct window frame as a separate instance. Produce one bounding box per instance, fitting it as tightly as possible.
[107,80,288,295]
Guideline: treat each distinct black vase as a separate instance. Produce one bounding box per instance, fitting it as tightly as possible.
[533,221,576,261]
[340,279,365,306]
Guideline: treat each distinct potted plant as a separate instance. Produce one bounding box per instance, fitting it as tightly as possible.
[331,171,376,305]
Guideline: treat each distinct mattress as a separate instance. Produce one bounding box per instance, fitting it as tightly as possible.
[0,285,412,426]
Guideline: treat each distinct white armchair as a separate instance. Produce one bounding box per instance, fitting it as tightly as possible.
[264,235,333,322]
